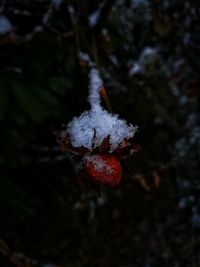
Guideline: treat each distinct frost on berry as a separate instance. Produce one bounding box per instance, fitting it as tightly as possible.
[85,154,122,186]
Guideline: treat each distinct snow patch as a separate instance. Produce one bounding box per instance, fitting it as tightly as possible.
[0,15,13,35]
[52,0,63,8]
[79,51,90,63]
[131,0,149,8]
[88,10,100,27]
[129,47,160,77]
[139,47,158,66]
[129,62,142,76]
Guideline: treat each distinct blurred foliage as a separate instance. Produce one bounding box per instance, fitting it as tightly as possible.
[0,0,200,266]
[0,32,75,166]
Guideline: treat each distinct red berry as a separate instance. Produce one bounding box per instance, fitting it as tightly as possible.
[85,154,122,186]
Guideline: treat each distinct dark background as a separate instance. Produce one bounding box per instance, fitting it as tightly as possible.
[0,0,200,266]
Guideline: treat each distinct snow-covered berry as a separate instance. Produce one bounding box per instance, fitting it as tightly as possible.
[56,67,139,187]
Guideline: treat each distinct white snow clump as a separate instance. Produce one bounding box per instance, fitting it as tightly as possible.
[67,68,137,152]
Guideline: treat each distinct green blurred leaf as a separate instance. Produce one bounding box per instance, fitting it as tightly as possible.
[34,87,58,108]
[12,83,46,123]
[48,77,72,95]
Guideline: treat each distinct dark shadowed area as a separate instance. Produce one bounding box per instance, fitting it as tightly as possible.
[0,0,200,266]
